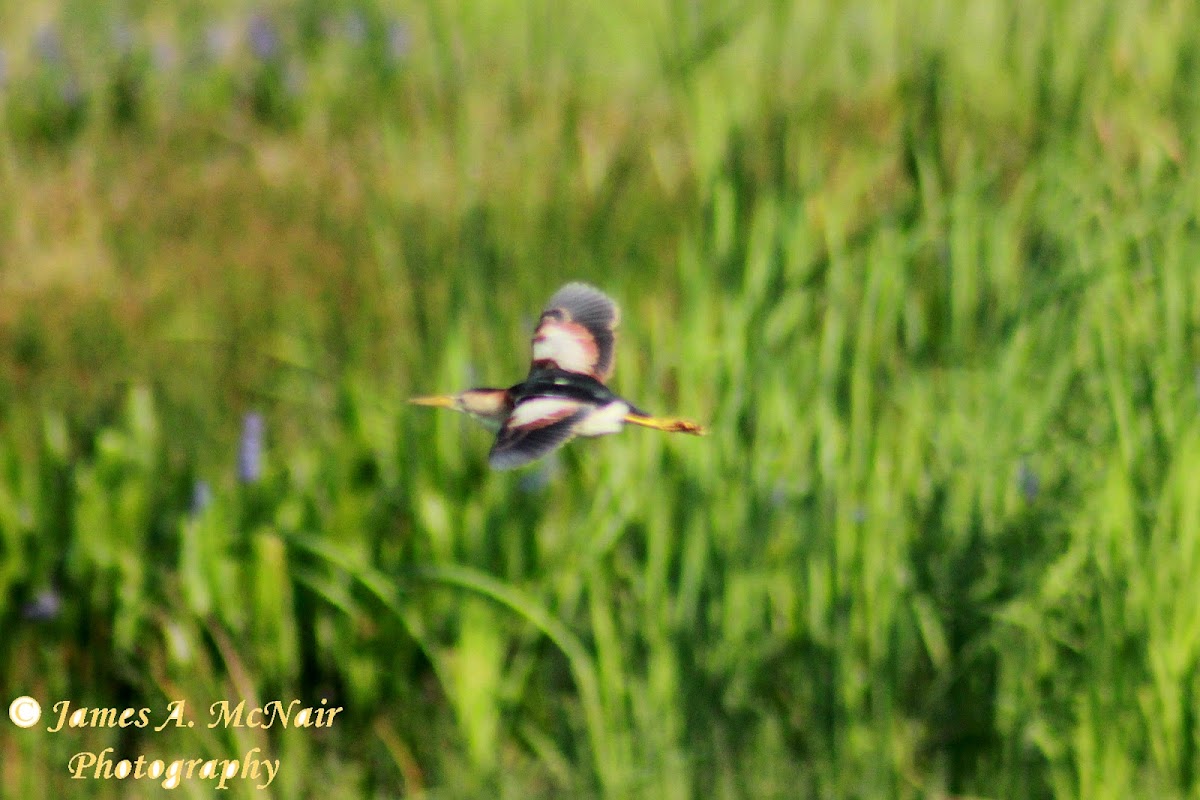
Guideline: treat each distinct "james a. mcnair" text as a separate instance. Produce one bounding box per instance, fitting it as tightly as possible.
[46,698,343,732]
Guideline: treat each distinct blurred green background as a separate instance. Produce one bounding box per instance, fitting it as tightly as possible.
[2,0,1199,797]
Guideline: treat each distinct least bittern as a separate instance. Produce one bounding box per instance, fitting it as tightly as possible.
[410,282,705,469]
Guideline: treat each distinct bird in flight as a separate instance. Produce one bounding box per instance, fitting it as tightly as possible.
[410,282,705,469]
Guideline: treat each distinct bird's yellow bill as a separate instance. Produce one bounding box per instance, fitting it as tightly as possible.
[409,395,457,408]
[624,413,706,435]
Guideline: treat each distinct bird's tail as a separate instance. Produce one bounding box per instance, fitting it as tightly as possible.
[624,413,706,435]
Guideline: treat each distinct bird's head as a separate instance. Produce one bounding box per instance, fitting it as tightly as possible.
[409,388,511,431]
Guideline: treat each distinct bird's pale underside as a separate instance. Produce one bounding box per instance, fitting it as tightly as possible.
[410,282,704,470]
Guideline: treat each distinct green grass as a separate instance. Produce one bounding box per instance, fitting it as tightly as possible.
[2,0,1200,797]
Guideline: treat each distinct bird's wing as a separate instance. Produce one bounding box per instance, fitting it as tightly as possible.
[488,396,588,470]
[530,283,619,383]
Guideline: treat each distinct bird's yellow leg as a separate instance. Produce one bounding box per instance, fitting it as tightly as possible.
[624,413,706,435]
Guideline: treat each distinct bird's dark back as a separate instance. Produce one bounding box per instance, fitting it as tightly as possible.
[510,367,645,414]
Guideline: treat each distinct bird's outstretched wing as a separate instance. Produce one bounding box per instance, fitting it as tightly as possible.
[488,396,588,470]
[530,283,619,383]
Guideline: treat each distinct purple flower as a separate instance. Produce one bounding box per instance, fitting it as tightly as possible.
[34,24,63,64]
[111,20,135,57]
[1018,460,1039,503]
[153,39,178,71]
[204,23,236,63]
[60,75,83,107]
[248,14,280,61]
[238,412,264,483]
[191,479,212,515]
[23,589,62,622]
[387,20,411,61]
[343,11,367,46]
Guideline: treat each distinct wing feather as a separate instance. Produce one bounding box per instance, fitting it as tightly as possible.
[530,283,619,383]
[488,397,588,470]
